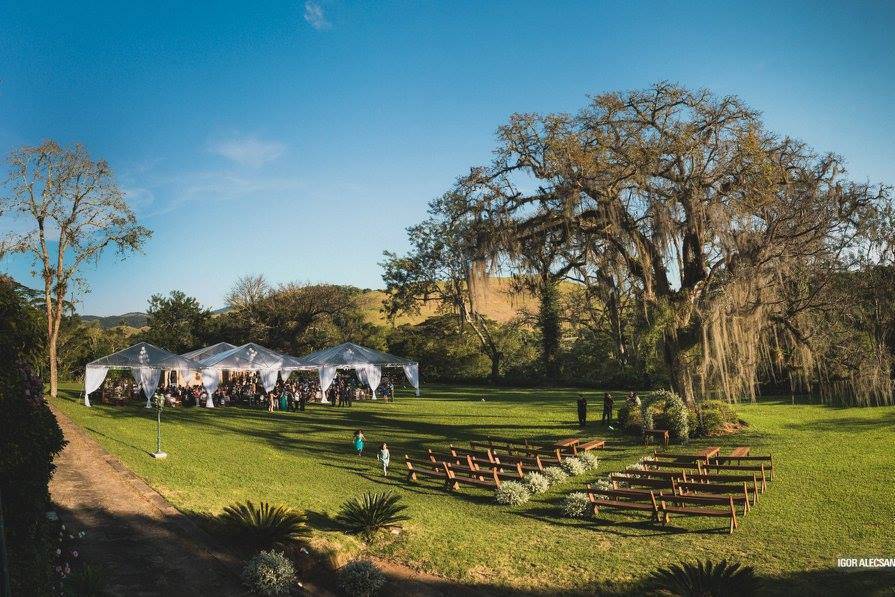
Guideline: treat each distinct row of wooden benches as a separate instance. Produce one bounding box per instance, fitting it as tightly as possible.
[404,437,605,492]
[587,485,742,534]
[589,448,775,533]
[469,437,605,460]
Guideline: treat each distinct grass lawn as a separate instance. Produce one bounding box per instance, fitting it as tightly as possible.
[51,383,895,595]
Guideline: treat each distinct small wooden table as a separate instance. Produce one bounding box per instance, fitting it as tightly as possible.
[554,437,581,455]
[730,446,751,457]
[643,429,670,449]
[696,447,721,460]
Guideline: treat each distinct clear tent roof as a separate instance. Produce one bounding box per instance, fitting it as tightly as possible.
[198,342,295,370]
[86,341,200,371]
[181,342,237,362]
[296,342,417,368]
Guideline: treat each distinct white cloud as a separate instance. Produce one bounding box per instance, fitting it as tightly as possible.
[303,1,330,30]
[122,187,155,214]
[209,136,286,168]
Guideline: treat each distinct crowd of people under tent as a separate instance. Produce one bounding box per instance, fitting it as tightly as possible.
[97,369,399,410]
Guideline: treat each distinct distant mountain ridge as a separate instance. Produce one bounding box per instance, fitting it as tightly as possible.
[80,312,148,329]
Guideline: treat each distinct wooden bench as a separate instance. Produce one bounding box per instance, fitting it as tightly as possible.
[554,437,581,455]
[657,493,739,534]
[730,446,751,457]
[642,429,670,448]
[696,446,721,459]
[452,445,546,472]
[610,473,676,490]
[709,454,773,480]
[652,451,713,464]
[642,458,702,470]
[674,481,752,513]
[476,442,561,466]
[699,462,768,491]
[405,456,451,488]
[613,472,757,506]
[579,438,606,451]
[585,484,660,521]
[605,479,750,516]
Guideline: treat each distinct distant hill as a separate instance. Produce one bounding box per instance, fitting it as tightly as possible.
[80,279,536,331]
[80,312,148,329]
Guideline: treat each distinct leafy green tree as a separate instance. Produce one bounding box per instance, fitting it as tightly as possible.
[381,195,506,380]
[142,290,211,353]
[0,141,151,396]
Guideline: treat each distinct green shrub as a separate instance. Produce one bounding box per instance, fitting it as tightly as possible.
[561,492,592,518]
[561,456,586,476]
[621,405,644,433]
[494,481,531,506]
[241,550,296,595]
[696,400,740,436]
[0,276,66,594]
[219,501,308,550]
[337,492,409,538]
[339,560,386,597]
[543,466,568,485]
[650,559,758,597]
[523,472,550,494]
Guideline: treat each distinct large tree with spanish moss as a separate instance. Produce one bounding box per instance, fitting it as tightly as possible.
[447,83,892,403]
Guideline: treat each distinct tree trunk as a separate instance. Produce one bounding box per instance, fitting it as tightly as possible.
[538,280,561,382]
[48,328,58,398]
[662,333,695,404]
[489,350,502,381]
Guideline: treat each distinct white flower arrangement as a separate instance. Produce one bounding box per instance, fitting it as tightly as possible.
[561,492,592,518]
[523,472,550,494]
[495,481,531,506]
[561,456,586,476]
[543,466,568,485]
[578,452,600,471]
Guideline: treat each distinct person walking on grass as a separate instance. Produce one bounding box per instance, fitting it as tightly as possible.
[576,394,588,427]
[377,442,390,476]
[353,429,366,456]
[602,392,614,425]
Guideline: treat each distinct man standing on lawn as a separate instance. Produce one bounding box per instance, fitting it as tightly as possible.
[602,392,614,425]
[576,394,588,427]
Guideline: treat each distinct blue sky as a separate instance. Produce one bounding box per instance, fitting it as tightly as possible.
[1,1,893,315]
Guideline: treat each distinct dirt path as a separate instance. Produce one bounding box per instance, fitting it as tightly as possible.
[48,405,247,596]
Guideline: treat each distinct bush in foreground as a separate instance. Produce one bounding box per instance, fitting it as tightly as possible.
[338,491,409,538]
[339,559,386,597]
[650,559,758,597]
[241,550,296,595]
[543,466,568,485]
[561,456,586,476]
[0,276,66,594]
[220,501,308,550]
[561,492,592,518]
[523,472,550,494]
[578,451,599,471]
[495,481,531,506]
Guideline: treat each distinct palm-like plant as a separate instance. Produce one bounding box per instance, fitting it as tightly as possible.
[337,491,409,538]
[219,501,308,550]
[650,559,758,597]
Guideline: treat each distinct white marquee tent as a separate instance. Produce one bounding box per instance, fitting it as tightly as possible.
[83,342,200,408]
[196,342,314,405]
[296,342,419,399]
[181,341,238,362]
